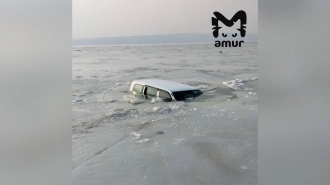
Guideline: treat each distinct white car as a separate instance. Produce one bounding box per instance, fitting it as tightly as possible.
[129,79,203,101]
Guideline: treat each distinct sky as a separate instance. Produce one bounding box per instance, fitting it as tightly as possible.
[73,0,258,39]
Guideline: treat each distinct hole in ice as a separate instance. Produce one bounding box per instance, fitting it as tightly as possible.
[157,131,166,135]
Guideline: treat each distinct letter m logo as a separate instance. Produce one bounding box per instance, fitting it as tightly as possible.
[212,10,247,38]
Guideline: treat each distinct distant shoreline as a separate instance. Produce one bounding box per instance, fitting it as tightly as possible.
[72,41,258,47]
[72,33,258,46]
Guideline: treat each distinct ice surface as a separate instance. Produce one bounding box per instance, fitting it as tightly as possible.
[72,43,258,185]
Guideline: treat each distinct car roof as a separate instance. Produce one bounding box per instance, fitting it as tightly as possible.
[132,79,198,92]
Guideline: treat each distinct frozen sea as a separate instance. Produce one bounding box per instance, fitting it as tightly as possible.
[72,42,258,185]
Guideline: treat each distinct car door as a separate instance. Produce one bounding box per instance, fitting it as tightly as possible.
[144,86,158,99]
[158,89,172,102]
[132,84,145,99]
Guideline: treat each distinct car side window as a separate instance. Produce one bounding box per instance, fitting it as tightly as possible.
[145,86,157,96]
[159,90,171,100]
[133,84,143,93]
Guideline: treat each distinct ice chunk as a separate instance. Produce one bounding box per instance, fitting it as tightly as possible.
[222,77,257,90]
[152,107,161,112]
[241,166,248,170]
[129,132,141,139]
[137,138,150,143]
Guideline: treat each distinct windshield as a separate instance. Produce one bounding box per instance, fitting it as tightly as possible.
[172,90,203,100]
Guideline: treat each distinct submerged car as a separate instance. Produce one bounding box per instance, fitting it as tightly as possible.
[129,79,203,101]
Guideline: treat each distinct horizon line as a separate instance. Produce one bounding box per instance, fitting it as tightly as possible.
[73,32,258,41]
[72,41,258,47]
